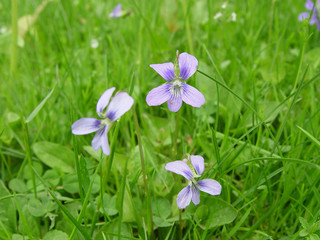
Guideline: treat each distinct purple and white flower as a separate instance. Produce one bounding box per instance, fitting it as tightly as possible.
[146,52,205,112]
[109,4,122,18]
[72,87,134,155]
[165,155,221,209]
[298,0,320,31]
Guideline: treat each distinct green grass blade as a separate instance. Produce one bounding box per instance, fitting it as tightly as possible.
[26,86,55,123]
[297,125,320,147]
[32,167,91,240]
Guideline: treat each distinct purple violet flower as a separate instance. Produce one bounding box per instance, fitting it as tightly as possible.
[72,87,134,155]
[109,4,122,18]
[165,155,221,209]
[146,52,205,112]
[298,0,320,31]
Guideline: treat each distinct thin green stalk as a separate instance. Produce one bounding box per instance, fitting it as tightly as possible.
[0,148,11,181]
[132,106,154,239]
[69,157,104,240]
[90,122,120,236]
[73,136,84,202]
[10,0,18,76]
[102,122,120,191]
[33,168,91,240]
[181,0,194,54]
[172,110,182,240]
[22,120,37,199]
[117,152,129,239]
[173,111,180,161]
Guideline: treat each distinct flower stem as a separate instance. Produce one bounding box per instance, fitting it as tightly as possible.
[89,122,120,236]
[181,0,194,54]
[10,0,18,76]
[117,149,129,239]
[173,111,180,161]
[22,119,37,199]
[133,105,154,239]
[172,111,183,239]
[69,157,103,240]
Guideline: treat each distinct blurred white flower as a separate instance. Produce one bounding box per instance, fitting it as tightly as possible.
[231,12,237,22]
[91,39,99,49]
[221,2,227,9]
[214,12,223,20]
[0,26,7,34]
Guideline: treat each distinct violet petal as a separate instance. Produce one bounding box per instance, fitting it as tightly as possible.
[150,63,175,81]
[298,12,310,22]
[177,185,192,209]
[91,127,105,151]
[101,127,110,155]
[178,52,198,80]
[110,4,122,18]
[181,83,205,108]
[191,185,200,205]
[106,92,134,121]
[197,179,222,196]
[310,12,318,25]
[72,118,101,135]
[305,0,314,10]
[190,155,205,175]
[96,87,115,117]
[167,95,182,112]
[165,161,194,180]
[146,83,171,106]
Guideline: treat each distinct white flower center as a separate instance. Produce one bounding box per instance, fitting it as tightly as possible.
[169,79,183,98]
[100,118,112,128]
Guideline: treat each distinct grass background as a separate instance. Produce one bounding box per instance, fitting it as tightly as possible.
[1,0,320,239]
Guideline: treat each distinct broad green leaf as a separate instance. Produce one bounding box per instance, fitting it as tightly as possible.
[18,205,40,237]
[151,197,171,219]
[28,197,46,217]
[83,145,102,161]
[12,234,30,240]
[304,47,320,73]
[194,197,237,229]
[42,230,68,240]
[0,113,14,144]
[27,178,45,192]
[26,86,55,123]
[9,178,26,193]
[314,220,320,232]
[299,229,309,237]
[63,173,99,194]
[23,161,43,179]
[116,189,135,222]
[141,113,173,147]
[299,216,309,230]
[100,193,118,216]
[310,233,320,240]
[6,112,20,125]
[63,174,80,194]
[43,169,60,186]
[153,216,174,228]
[96,219,133,240]
[0,180,17,233]
[153,165,173,197]
[32,141,75,173]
